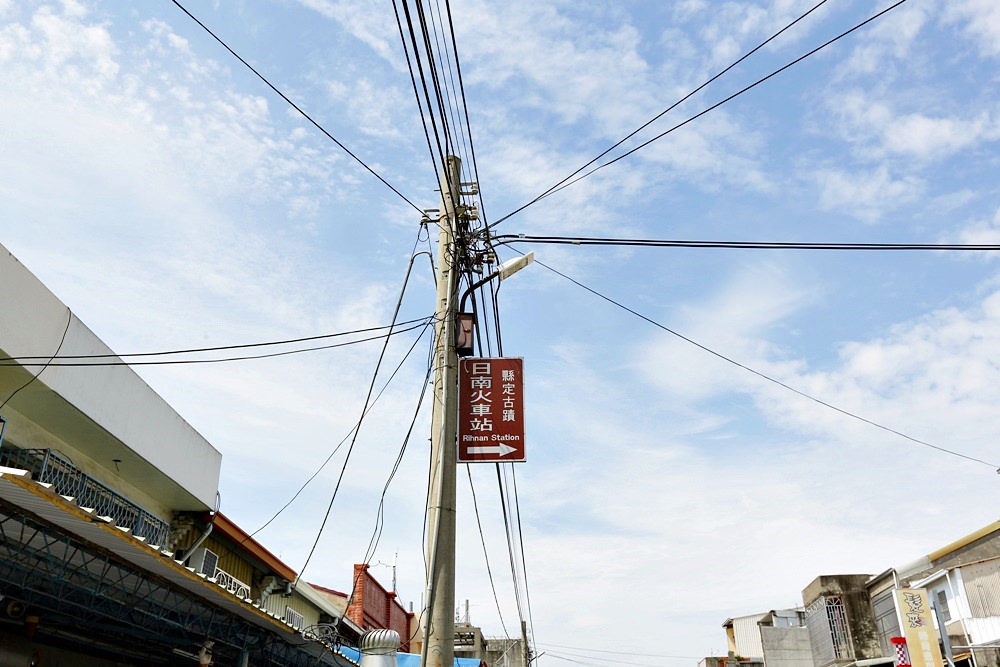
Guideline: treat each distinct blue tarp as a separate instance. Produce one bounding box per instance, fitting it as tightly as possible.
[338,646,483,667]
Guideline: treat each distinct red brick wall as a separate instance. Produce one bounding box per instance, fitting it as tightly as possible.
[346,564,415,652]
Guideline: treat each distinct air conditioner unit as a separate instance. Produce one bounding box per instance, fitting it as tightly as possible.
[190,547,219,578]
[284,607,305,630]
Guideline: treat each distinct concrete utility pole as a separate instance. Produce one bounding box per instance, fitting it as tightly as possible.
[521,620,530,667]
[422,155,463,667]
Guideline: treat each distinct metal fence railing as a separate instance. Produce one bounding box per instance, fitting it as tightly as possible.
[0,445,170,546]
[214,568,252,600]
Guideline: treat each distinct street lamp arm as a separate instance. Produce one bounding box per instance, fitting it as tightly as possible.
[458,252,535,313]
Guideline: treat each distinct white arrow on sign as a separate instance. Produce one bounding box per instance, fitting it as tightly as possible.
[466,442,519,457]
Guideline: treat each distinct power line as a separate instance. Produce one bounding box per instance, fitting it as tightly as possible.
[394,0,445,184]
[535,643,703,659]
[443,0,489,227]
[466,465,512,639]
[335,327,436,629]
[525,253,1000,471]
[169,0,423,213]
[294,243,437,587]
[509,465,536,653]
[496,463,527,625]
[492,0,909,224]
[545,650,699,667]
[245,320,434,542]
[494,236,1000,252]
[489,0,830,229]
[0,309,72,412]
[361,342,435,566]
[484,266,535,655]
[1,318,430,362]
[475,272,534,648]
[0,321,432,367]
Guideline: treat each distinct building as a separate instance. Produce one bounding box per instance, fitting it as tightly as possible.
[721,609,811,667]
[802,575,884,667]
[712,520,1000,667]
[345,563,417,651]
[0,243,356,664]
[485,637,529,667]
[867,521,1000,667]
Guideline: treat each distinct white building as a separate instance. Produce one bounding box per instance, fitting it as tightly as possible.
[0,243,355,665]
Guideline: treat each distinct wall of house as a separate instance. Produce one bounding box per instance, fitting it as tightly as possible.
[486,638,526,667]
[930,527,1000,574]
[260,590,322,629]
[954,562,1000,645]
[803,575,882,666]
[346,564,415,649]
[761,626,813,667]
[202,535,255,589]
[1,408,173,522]
[0,244,222,511]
[732,614,766,660]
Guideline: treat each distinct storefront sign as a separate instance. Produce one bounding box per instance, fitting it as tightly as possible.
[895,588,944,667]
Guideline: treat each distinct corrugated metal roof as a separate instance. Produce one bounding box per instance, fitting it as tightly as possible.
[0,466,358,666]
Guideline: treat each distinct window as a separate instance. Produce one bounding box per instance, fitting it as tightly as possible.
[935,589,951,622]
[872,589,901,654]
[806,595,853,665]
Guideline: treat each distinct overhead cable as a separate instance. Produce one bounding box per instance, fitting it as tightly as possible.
[361,344,435,566]
[443,0,488,227]
[496,464,527,625]
[245,319,434,542]
[509,466,536,655]
[169,0,423,213]
[544,651,697,667]
[294,245,439,587]
[0,309,72,411]
[466,465,512,639]
[492,0,908,225]
[494,236,1000,252]
[524,253,1000,471]
[534,643,703,659]
[393,0,444,187]
[489,0,830,228]
[1,317,431,362]
[0,320,433,367]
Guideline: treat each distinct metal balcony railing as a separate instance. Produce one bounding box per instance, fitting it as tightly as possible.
[213,568,252,599]
[0,446,170,546]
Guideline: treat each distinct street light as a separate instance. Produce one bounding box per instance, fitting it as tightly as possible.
[458,252,535,314]
[498,252,535,281]
[456,252,535,356]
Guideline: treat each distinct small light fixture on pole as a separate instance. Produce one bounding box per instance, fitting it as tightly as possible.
[458,252,534,314]
[456,252,534,356]
[498,252,535,281]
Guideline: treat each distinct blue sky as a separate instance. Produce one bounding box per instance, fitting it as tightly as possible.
[2,0,1000,662]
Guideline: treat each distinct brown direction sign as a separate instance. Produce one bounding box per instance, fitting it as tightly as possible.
[457,357,525,462]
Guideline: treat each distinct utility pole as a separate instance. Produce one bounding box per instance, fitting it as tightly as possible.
[422,155,463,667]
[521,620,530,667]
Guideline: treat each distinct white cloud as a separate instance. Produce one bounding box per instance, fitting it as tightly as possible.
[944,0,1000,58]
[840,3,929,75]
[952,206,1000,248]
[637,262,815,401]
[834,90,1000,162]
[815,165,923,222]
[454,0,653,133]
[295,0,402,66]
[749,287,1000,473]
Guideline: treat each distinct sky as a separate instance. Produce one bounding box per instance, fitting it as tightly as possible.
[2,0,1000,663]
